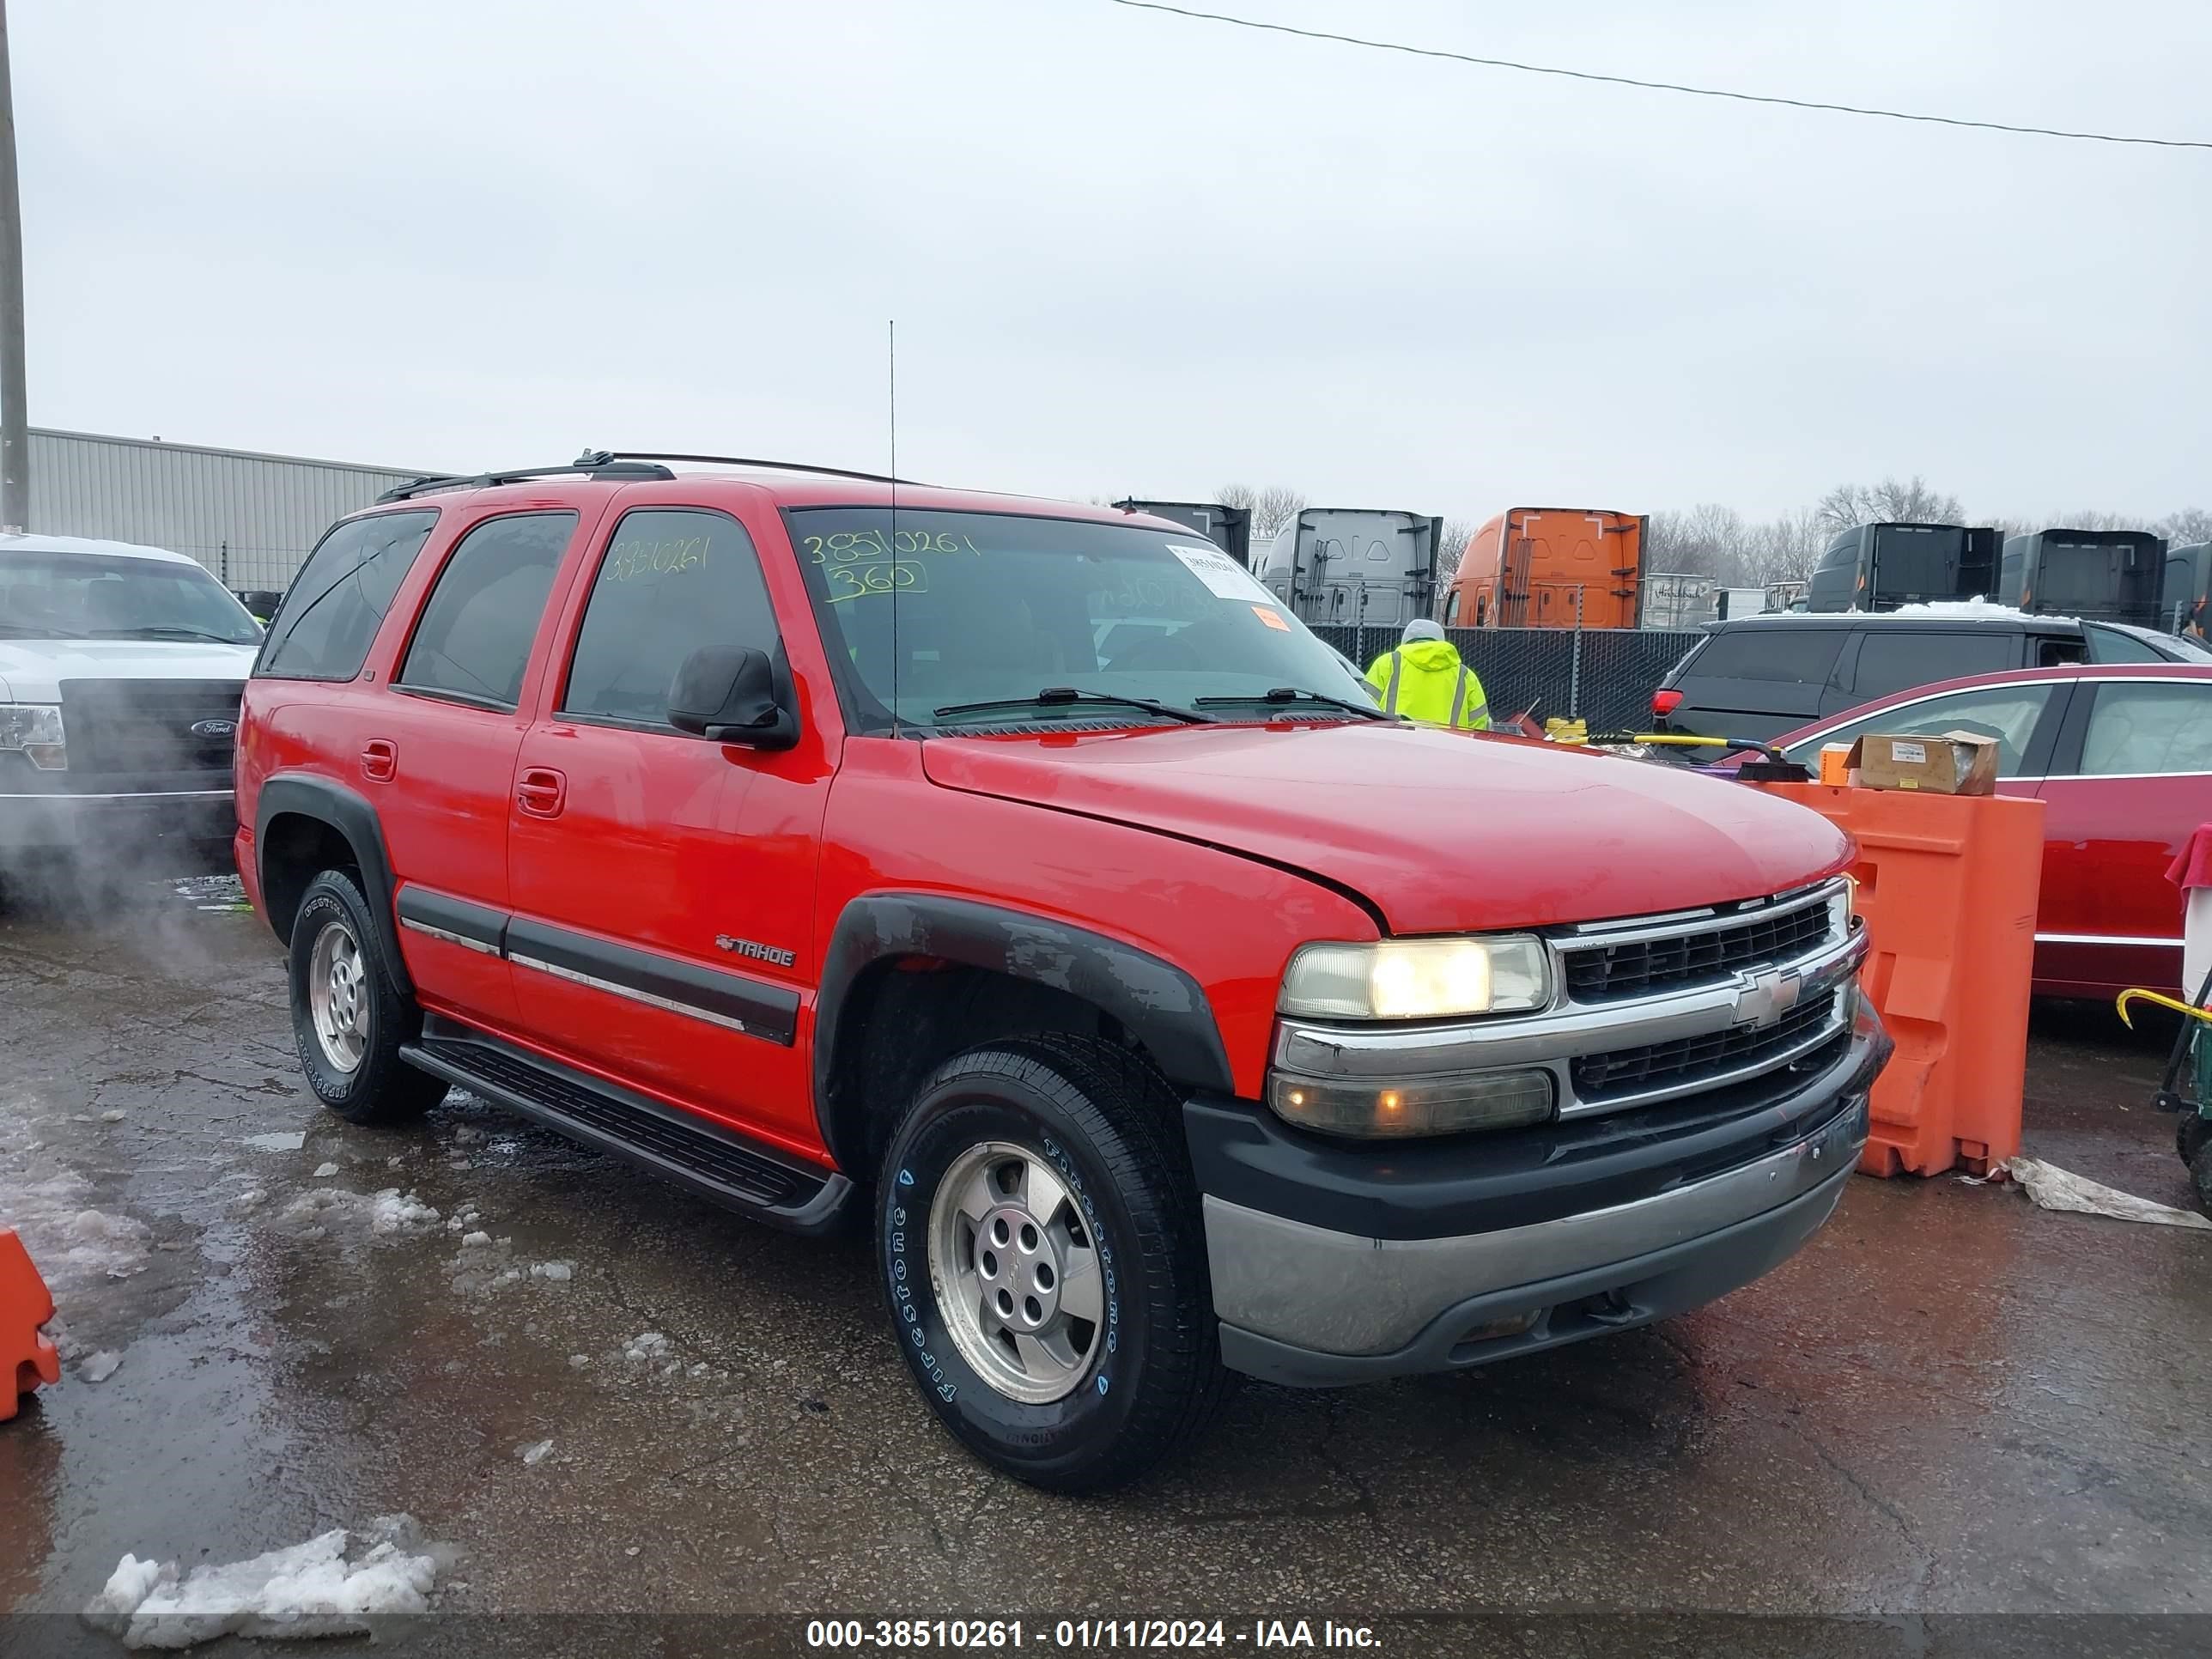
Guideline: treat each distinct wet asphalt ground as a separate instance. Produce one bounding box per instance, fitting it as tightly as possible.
[2,872,2209,1656]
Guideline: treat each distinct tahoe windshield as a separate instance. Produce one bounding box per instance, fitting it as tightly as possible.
[0,551,262,645]
[793,508,1376,729]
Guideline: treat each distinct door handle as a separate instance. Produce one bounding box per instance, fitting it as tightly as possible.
[516,767,567,818]
[361,739,397,782]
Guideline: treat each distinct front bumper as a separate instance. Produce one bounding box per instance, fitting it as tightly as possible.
[0,787,236,855]
[1194,1007,1887,1387]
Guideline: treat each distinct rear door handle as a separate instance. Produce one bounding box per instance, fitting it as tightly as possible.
[516,767,567,818]
[361,739,397,782]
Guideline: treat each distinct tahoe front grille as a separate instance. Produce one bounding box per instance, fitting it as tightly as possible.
[1572,988,1842,1103]
[1561,886,1841,1003]
[57,678,244,777]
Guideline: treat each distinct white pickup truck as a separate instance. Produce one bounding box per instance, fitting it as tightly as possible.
[0,532,264,866]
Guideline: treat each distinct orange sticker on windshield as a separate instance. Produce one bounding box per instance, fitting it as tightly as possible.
[1252,605,1290,630]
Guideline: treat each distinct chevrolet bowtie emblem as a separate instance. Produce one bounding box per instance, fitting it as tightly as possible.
[1734,965,1802,1030]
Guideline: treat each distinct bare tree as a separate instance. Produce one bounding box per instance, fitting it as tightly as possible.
[2158,507,2212,547]
[1218,483,1307,541]
[1433,517,1480,586]
[1814,477,1965,532]
[1743,506,1826,585]
[1646,503,1749,581]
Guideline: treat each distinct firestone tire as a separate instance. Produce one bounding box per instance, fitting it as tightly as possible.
[288,870,447,1127]
[875,1035,1228,1493]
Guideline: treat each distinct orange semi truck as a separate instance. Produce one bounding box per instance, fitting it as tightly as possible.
[1440,508,1646,629]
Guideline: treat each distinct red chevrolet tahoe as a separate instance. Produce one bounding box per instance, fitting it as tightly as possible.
[236,453,1888,1491]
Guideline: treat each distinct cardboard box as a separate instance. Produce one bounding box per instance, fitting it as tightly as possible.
[1845,730,2000,796]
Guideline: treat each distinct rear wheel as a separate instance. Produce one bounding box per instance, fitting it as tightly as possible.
[876,1036,1226,1492]
[289,870,446,1127]
[2177,1110,2209,1169]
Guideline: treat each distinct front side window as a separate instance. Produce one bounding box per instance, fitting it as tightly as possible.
[562,508,779,726]
[258,510,437,679]
[1784,683,2057,776]
[2,550,264,647]
[2075,683,2212,776]
[791,508,1373,729]
[398,513,574,709]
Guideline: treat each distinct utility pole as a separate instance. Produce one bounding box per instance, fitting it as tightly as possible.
[0,0,27,532]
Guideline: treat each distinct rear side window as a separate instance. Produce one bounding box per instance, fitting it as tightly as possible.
[562,508,781,726]
[1686,627,1844,685]
[1850,631,2014,700]
[2077,683,2212,775]
[258,510,438,680]
[398,513,574,709]
[2083,623,2164,665]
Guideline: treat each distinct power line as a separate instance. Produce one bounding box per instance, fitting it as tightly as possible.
[1105,0,2212,153]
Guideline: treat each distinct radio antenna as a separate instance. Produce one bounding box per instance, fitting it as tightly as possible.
[888,319,900,738]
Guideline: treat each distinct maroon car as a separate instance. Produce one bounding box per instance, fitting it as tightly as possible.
[1753,663,2212,1000]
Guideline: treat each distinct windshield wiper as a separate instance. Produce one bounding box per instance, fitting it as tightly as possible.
[933,687,1218,726]
[1194,687,1398,721]
[113,625,252,643]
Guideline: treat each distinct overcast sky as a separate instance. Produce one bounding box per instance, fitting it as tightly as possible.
[15,0,2209,524]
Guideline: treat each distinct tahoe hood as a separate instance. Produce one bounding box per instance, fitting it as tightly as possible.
[922,722,1851,935]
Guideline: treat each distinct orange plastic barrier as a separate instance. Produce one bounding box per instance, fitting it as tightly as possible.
[3,1227,60,1422]
[1753,784,2045,1177]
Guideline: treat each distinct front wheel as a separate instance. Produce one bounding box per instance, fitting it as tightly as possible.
[288,870,447,1127]
[876,1036,1227,1492]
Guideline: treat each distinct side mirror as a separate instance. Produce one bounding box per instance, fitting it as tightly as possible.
[667,646,799,750]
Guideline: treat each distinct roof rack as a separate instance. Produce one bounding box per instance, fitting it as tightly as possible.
[374,448,921,504]
[375,453,680,502]
[591,451,918,486]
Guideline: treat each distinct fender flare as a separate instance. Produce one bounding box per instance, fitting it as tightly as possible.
[254,775,411,995]
[812,893,1235,1139]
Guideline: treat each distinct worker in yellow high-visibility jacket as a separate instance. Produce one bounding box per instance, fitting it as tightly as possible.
[1364,619,1490,730]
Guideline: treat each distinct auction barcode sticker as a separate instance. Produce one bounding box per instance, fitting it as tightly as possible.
[1167,541,1271,603]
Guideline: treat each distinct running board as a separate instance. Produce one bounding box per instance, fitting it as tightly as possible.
[401,1015,853,1236]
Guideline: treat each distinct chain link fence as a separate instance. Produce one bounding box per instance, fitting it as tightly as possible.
[1312,623,1705,732]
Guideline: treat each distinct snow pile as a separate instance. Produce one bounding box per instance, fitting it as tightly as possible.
[274,1188,441,1241]
[83,1516,447,1649]
[369,1192,440,1234]
[241,1132,306,1154]
[82,1350,123,1383]
[1890,598,2084,624]
[528,1261,573,1282]
[1,1085,155,1292]
[7,1173,151,1289]
[518,1438,554,1466]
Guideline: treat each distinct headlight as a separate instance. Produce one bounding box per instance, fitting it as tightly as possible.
[1279,936,1551,1021]
[0,703,66,769]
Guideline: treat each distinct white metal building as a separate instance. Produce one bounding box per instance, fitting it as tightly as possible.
[24,428,437,593]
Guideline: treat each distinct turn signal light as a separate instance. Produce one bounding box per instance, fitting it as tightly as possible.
[1267,1069,1555,1139]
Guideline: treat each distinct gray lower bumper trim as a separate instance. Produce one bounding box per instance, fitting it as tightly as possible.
[1218,1158,1856,1388]
[1205,1093,1869,1359]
